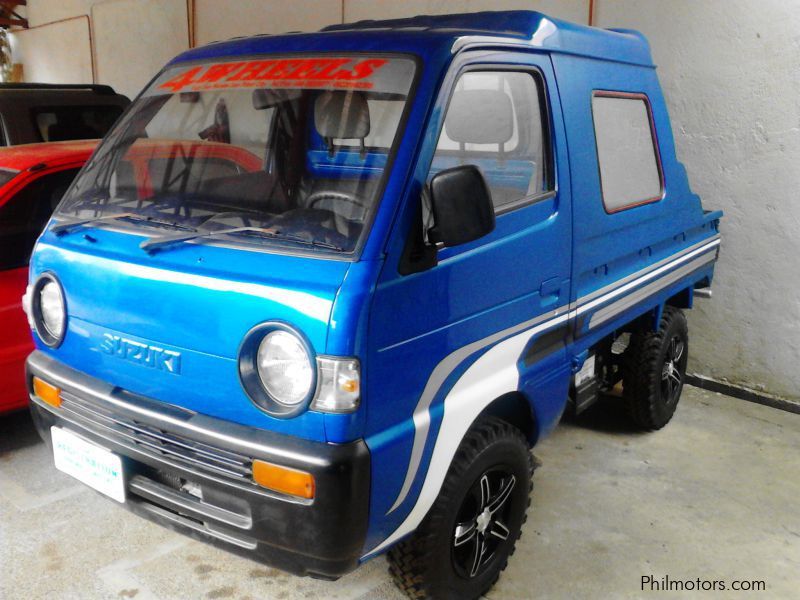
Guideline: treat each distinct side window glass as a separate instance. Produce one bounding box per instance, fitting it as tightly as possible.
[0,168,17,187]
[0,168,81,270]
[34,106,124,142]
[591,93,663,211]
[428,70,552,213]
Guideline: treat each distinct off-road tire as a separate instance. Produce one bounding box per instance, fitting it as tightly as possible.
[623,306,689,430]
[387,417,533,600]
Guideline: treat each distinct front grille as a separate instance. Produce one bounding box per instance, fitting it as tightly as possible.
[57,389,255,485]
[49,389,264,550]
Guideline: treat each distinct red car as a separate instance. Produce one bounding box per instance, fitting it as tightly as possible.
[0,140,97,413]
[1,139,263,413]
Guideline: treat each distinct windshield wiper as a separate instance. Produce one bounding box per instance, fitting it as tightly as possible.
[52,213,196,236]
[140,226,343,253]
[52,212,140,235]
[236,228,344,251]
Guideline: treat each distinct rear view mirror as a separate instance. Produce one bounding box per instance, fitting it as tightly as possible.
[252,88,302,110]
[428,165,495,247]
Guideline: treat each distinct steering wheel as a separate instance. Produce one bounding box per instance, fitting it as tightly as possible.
[306,190,365,213]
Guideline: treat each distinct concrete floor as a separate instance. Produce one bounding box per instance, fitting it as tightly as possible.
[1,386,798,599]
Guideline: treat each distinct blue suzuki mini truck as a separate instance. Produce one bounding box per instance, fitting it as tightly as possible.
[23,11,721,599]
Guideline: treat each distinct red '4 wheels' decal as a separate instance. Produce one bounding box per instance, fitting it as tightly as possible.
[159,58,388,92]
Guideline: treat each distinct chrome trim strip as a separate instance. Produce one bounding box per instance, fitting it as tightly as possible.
[386,306,570,513]
[134,501,258,550]
[129,475,253,530]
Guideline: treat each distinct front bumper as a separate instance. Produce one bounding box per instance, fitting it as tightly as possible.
[26,351,370,579]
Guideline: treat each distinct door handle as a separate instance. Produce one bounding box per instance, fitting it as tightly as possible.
[540,277,562,301]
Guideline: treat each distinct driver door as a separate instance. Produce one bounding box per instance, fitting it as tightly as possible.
[362,51,574,547]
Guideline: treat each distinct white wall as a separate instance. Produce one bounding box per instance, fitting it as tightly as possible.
[23,0,105,28]
[9,0,191,99]
[594,0,800,400]
[92,0,189,99]
[7,0,800,400]
[343,0,587,22]
[10,17,93,84]
[194,0,342,47]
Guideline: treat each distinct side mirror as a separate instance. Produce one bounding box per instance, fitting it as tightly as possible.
[428,165,495,247]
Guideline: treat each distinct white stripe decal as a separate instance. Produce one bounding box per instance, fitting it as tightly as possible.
[370,236,720,556]
[368,312,570,556]
[385,307,569,514]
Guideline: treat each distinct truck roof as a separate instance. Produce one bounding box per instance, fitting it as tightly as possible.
[0,83,120,95]
[171,11,653,69]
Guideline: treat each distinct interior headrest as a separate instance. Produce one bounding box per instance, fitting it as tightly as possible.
[445,89,514,145]
[314,91,370,139]
[47,122,99,142]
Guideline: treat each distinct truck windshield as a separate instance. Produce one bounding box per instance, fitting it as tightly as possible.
[56,55,416,255]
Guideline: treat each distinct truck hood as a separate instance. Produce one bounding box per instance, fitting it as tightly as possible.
[30,228,349,441]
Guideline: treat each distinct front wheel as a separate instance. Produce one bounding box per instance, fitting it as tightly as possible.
[623,306,689,430]
[388,417,533,600]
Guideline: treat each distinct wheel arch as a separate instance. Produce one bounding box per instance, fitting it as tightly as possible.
[476,391,538,446]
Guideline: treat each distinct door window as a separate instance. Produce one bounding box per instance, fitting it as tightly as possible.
[0,168,81,270]
[428,70,552,213]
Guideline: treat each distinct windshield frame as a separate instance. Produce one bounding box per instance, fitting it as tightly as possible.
[53,51,422,262]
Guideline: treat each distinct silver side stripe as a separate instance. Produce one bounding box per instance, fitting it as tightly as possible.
[575,235,720,307]
[385,235,720,515]
[575,237,720,317]
[588,252,717,329]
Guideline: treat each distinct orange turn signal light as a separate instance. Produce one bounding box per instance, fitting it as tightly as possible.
[33,377,62,408]
[340,379,359,393]
[252,460,315,499]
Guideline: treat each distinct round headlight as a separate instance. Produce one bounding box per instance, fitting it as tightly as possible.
[256,330,314,406]
[32,274,66,347]
[40,282,65,337]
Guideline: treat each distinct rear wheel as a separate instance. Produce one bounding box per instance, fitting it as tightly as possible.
[623,306,689,429]
[388,417,533,600]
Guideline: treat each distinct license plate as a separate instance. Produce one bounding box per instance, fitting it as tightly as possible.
[51,427,126,503]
